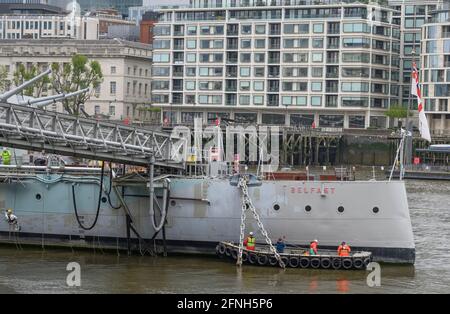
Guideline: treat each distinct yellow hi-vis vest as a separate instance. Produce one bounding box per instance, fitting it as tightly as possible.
[246,236,255,249]
[2,150,11,165]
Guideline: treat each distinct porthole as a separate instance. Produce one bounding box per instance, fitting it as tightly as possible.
[338,206,344,213]
[373,206,379,214]
[273,204,280,211]
[101,197,107,203]
[305,205,312,212]
[35,194,41,200]
[170,200,177,207]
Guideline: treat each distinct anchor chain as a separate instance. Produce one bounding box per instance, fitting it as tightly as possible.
[236,175,285,269]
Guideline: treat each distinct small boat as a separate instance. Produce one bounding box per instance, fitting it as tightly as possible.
[216,241,372,270]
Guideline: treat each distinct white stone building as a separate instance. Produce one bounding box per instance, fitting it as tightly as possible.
[0,39,153,122]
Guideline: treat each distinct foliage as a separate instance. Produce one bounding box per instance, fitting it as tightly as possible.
[13,64,50,97]
[51,54,103,115]
[0,65,8,93]
[384,106,412,119]
[13,54,103,115]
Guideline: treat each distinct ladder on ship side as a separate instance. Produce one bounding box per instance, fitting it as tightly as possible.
[236,175,285,269]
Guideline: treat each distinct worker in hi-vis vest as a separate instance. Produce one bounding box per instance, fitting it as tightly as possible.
[2,148,11,165]
[338,241,351,257]
[243,232,256,251]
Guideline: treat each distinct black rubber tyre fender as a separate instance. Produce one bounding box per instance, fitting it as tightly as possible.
[241,251,249,263]
[342,258,353,269]
[363,257,371,268]
[248,252,258,264]
[288,257,300,268]
[310,257,321,269]
[299,257,310,268]
[320,257,332,269]
[217,243,226,255]
[269,256,278,266]
[281,256,289,267]
[225,247,232,257]
[332,257,342,270]
[257,254,269,266]
[231,249,238,260]
[353,258,364,269]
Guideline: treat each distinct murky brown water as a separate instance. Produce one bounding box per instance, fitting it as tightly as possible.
[0,179,449,294]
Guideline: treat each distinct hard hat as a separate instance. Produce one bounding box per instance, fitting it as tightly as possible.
[314,239,318,243]
[7,209,12,213]
[249,232,254,236]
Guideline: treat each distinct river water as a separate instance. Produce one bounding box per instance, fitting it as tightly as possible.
[0,179,449,294]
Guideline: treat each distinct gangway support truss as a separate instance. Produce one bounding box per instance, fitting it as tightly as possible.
[0,102,185,169]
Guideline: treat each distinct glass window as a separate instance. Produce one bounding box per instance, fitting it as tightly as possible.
[254,53,265,63]
[255,39,266,48]
[241,25,252,35]
[312,52,323,62]
[311,96,322,106]
[313,23,324,33]
[311,82,322,92]
[186,53,196,62]
[241,39,251,49]
[254,81,264,91]
[312,38,323,48]
[240,95,250,105]
[240,81,251,91]
[187,26,197,35]
[404,18,414,28]
[255,25,266,34]
[240,67,250,77]
[253,95,264,105]
[312,67,323,77]
[186,39,196,49]
[185,81,196,90]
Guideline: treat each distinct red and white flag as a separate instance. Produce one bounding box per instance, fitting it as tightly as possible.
[411,62,431,142]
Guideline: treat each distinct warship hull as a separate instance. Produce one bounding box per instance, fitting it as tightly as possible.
[0,174,415,264]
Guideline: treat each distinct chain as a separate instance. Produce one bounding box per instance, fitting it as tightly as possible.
[236,184,247,266]
[237,176,285,269]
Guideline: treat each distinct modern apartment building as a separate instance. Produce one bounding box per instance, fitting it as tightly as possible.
[152,0,401,129]
[421,5,450,134]
[0,39,153,122]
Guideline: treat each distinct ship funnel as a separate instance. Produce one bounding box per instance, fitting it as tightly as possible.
[34,88,90,109]
[0,69,52,102]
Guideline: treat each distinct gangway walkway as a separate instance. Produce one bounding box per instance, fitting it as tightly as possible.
[0,102,186,169]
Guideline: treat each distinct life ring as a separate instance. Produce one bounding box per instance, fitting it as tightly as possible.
[281,256,289,267]
[225,247,232,257]
[332,257,342,269]
[248,252,258,264]
[320,257,332,269]
[288,257,299,268]
[299,257,310,268]
[342,258,353,269]
[231,249,238,260]
[257,254,269,266]
[310,257,321,269]
[217,243,226,255]
[269,256,278,266]
[242,251,249,263]
[353,258,364,269]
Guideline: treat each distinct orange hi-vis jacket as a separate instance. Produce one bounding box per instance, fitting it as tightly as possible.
[338,244,351,257]
[243,236,256,251]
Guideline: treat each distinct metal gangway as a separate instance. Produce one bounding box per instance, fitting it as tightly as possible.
[0,70,186,169]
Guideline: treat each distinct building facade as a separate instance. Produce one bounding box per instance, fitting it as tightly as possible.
[0,3,99,40]
[0,39,153,122]
[421,6,450,134]
[152,0,401,129]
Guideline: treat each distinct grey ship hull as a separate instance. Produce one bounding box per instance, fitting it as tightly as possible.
[0,175,415,263]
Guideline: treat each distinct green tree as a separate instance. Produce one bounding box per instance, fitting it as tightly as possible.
[51,54,103,115]
[13,64,50,97]
[0,65,9,93]
[384,105,412,119]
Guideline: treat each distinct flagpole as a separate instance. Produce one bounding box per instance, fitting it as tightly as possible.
[404,49,416,166]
